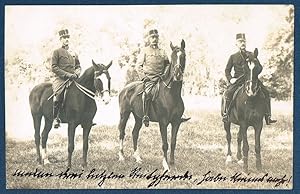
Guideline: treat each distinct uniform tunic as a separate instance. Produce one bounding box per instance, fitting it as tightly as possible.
[51,46,81,94]
[224,50,262,99]
[136,46,169,94]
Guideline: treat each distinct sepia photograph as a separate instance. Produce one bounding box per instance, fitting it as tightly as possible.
[5,5,293,189]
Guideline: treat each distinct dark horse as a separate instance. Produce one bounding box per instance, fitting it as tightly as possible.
[29,60,112,168]
[221,48,266,172]
[118,40,189,171]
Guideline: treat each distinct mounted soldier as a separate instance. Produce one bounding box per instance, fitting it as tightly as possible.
[222,33,276,125]
[136,29,190,127]
[51,29,81,128]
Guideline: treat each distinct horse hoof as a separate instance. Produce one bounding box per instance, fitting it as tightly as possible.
[135,157,143,164]
[119,153,125,161]
[237,159,244,166]
[162,159,170,172]
[225,155,232,165]
[133,152,143,163]
[43,159,51,165]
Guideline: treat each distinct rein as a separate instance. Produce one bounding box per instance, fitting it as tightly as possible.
[74,81,97,100]
[48,80,108,101]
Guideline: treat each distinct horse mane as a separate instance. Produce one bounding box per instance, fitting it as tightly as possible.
[78,67,94,81]
[77,66,95,90]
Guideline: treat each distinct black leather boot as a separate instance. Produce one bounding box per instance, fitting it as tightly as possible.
[222,99,230,123]
[142,93,150,127]
[265,97,277,125]
[53,100,61,129]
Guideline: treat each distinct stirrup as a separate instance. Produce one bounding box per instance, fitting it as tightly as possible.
[222,113,229,123]
[142,115,150,127]
[53,118,61,129]
[265,116,277,125]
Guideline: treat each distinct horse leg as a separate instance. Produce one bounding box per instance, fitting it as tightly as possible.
[118,111,130,161]
[41,118,52,165]
[224,122,232,165]
[241,124,249,173]
[159,121,169,171]
[132,114,143,163]
[32,114,42,164]
[82,122,92,168]
[67,122,78,168]
[170,121,181,165]
[255,123,263,171]
[237,128,243,165]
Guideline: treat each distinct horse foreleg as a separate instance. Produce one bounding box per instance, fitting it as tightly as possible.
[159,121,169,171]
[132,116,143,163]
[41,118,52,165]
[170,121,180,165]
[33,114,42,164]
[241,124,249,173]
[68,122,77,168]
[118,112,130,161]
[255,122,263,171]
[224,122,232,165]
[82,123,92,168]
[237,128,243,163]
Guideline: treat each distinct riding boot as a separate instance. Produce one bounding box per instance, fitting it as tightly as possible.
[265,97,277,125]
[142,93,150,127]
[53,99,61,129]
[222,99,231,123]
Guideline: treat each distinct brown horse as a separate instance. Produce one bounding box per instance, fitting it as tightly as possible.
[221,48,266,172]
[118,40,189,171]
[29,60,112,168]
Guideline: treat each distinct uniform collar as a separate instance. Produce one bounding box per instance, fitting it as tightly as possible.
[62,45,69,50]
[150,45,158,49]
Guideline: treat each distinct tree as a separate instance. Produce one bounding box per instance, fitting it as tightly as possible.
[261,6,294,100]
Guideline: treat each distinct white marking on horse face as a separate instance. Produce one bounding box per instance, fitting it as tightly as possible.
[97,73,110,104]
[177,50,182,58]
[248,62,255,96]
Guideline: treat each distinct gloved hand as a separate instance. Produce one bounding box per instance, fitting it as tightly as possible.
[143,77,150,83]
[230,78,237,84]
[69,73,78,80]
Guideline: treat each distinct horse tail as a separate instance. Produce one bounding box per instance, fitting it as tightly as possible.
[180,117,191,123]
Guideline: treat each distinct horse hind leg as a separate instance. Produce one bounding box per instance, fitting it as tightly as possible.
[132,114,143,163]
[41,118,53,165]
[32,113,42,164]
[118,111,130,161]
[224,122,233,165]
[237,128,243,165]
[255,124,263,171]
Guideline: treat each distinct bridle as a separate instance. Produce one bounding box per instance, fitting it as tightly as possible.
[244,57,260,97]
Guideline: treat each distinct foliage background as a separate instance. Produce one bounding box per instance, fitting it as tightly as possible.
[5,5,294,99]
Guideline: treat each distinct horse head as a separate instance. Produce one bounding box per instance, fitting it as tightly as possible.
[244,48,261,97]
[170,39,186,81]
[92,59,112,104]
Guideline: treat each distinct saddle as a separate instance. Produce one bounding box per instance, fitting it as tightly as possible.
[137,80,160,101]
[227,84,266,114]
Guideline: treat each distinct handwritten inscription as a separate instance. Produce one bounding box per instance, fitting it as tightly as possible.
[12,168,292,188]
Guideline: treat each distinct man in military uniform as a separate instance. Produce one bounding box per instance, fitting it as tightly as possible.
[51,29,81,128]
[222,33,276,125]
[136,29,170,127]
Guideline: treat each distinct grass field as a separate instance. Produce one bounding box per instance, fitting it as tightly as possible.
[6,96,293,189]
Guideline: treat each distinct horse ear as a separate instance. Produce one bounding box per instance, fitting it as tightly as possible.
[106,60,113,69]
[181,39,185,50]
[170,41,175,50]
[254,48,258,58]
[92,59,97,67]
